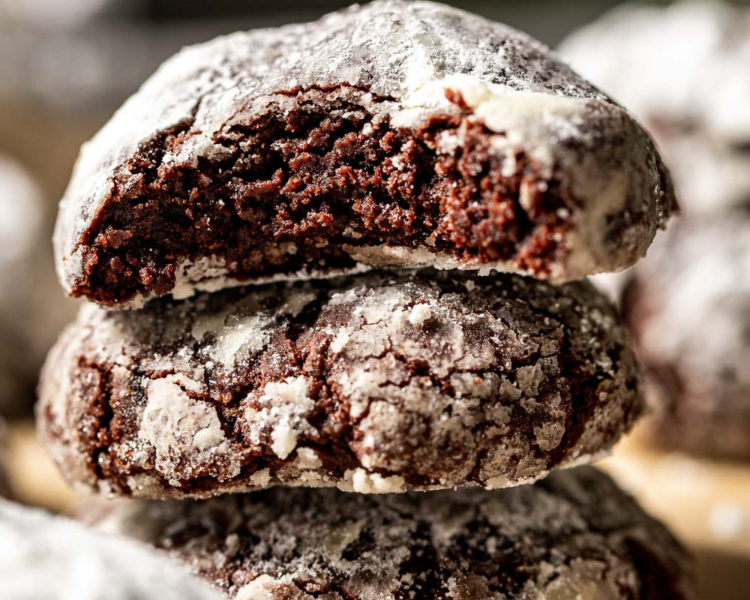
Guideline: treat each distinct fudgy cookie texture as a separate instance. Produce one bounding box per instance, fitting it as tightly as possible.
[0,499,222,600]
[622,213,750,459]
[54,0,675,308]
[38,270,643,499]
[88,467,694,600]
[559,0,750,215]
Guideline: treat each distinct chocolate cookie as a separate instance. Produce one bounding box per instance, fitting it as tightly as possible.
[622,213,750,459]
[54,0,675,308]
[0,499,222,600]
[37,270,642,499]
[559,1,750,215]
[88,467,694,600]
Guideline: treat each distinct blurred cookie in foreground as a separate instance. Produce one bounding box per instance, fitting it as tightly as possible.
[559,1,750,214]
[622,213,750,459]
[90,467,694,600]
[38,270,643,498]
[0,499,222,600]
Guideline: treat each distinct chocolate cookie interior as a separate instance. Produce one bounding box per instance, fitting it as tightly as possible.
[81,86,574,306]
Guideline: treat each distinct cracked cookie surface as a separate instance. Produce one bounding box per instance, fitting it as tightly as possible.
[54,0,675,308]
[38,270,642,499]
[87,467,694,600]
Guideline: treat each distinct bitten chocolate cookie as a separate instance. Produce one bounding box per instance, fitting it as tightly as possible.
[54,0,675,309]
[622,213,750,459]
[0,499,222,600]
[560,1,750,215]
[38,270,643,499]
[88,467,694,600]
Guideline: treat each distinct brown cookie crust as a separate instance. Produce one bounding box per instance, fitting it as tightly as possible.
[39,270,642,499]
[89,467,695,600]
[55,0,675,308]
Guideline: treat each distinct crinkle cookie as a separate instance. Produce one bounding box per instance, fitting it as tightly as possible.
[38,270,642,499]
[88,467,694,600]
[559,1,750,214]
[622,213,750,458]
[0,499,222,600]
[54,0,674,308]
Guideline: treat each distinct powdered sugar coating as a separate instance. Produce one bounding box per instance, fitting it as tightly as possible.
[88,468,694,600]
[623,213,750,458]
[38,270,643,499]
[559,1,750,214]
[0,499,223,600]
[55,0,674,306]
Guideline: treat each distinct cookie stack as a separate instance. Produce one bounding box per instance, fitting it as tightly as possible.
[38,2,693,598]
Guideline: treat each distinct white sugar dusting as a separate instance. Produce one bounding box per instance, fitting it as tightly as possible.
[408,303,432,326]
[139,378,235,482]
[245,376,315,460]
[191,310,272,366]
[329,327,351,353]
[337,468,407,494]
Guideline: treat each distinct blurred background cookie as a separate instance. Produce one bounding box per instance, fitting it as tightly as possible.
[620,213,750,459]
[559,0,750,215]
[0,156,76,418]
